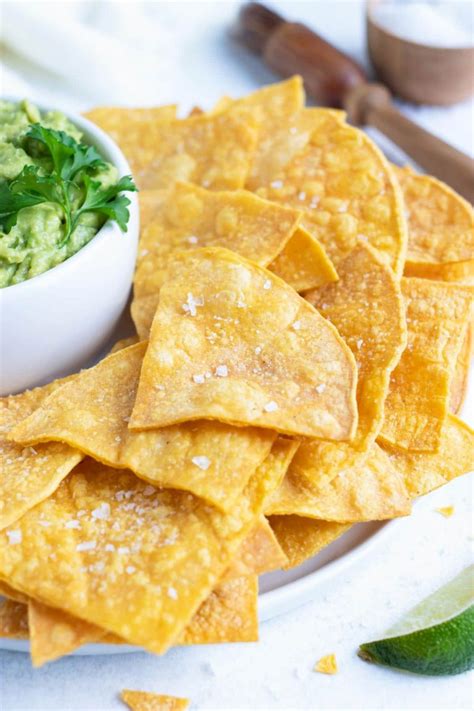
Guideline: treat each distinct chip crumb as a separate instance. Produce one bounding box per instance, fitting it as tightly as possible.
[264,401,278,413]
[436,506,455,518]
[314,653,338,675]
[215,365,229,378]
[191,455,211,470]
[6,530,22,545]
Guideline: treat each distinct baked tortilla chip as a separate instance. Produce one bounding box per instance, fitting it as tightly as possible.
[450,323,472,414]
[253,108,407,275]
[394,165,474,280]
[131,294,159,341]
[130,248,358,439]
[0,580,28,603]
[0,382,83,531]
[269,516,350,570]
[84,105,177,141]
[104,104,258,190]
[121,690,189,711]
[224,516,287,580]
[268,225,337,292]
[0,448,283,654]
[380,278,473,452]
[266,443,411,522]
[134,181,302,299]
[11,343,275,512]
[109,336,139,354]
[381,414,474,498]
[0,598,28,639]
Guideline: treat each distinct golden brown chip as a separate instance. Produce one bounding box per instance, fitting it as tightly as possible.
[0,598,28,639]
[268,225,337,292]
[0,580,29,603]
[266,443,411,522]
[121,690,189,711]
[109,336,140,354]
[380,414,474,498]
[0,449,283,654]
[84,105,177,142]
[102,104,258,190]
[450,323,472,414]
[380,278,473,452]
[134,181,302,299]
[394,165,474,278]
[269,516,350,570]
[314,654,338,675]
[130,248,358,439]
[131,294,159,341]
[252,108,407,275]
[11,343,275,512]
[224,517,287,580]
[0,382,83,531]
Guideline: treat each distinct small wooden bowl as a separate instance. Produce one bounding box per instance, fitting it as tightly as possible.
[367,0,474,105]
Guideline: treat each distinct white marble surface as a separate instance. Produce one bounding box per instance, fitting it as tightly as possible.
[0,2,473,709]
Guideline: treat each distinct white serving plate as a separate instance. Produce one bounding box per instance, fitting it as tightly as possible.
[0,519,395,655]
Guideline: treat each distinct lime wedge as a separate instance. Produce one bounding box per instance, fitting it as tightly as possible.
[358,565,474,676]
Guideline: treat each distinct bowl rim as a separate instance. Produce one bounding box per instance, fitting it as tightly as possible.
[0,97,139,296]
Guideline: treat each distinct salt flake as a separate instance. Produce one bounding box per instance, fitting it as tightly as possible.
[264,401,278,413]
[192,455,211,470]
[6,530,22,545]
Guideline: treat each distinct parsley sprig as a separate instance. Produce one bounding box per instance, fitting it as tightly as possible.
[0,124,136,244]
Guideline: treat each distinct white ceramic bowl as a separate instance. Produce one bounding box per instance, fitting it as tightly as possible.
[0,103,139,395]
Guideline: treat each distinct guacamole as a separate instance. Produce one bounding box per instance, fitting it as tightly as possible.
[0,100,134,287]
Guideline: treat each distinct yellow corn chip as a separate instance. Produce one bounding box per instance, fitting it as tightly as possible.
[0,580,29,603]
[224,516,287,580]
[380,278,473,452]
[0,598,28,639]
[103,104,258,190]
[253,108,407,275]
[269,516,350,570]
[139,189,169,231]
[179,575,258,645]
[84,105,177,143]
[109,336,139,354]
[131,294,159,341]
[121,690,189,711]
[0,447,283,654]
[435,506,454,518]
[0,383,83,531]
[450,323,472,414]
[307,242,406,449]
[394,165,474,279]
[134,181,302,299]
[130,247,358,439]
[380,414,474,498]
[266,443,411,522]
[11,343,275,512]
[315,654,338,675]
[268,225,337,292]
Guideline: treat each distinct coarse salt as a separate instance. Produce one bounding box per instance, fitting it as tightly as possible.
[263,279,272,290]
[292,320,301,330]
[215,365,228,377]
[167,586,178,599]
[316,383,326,394]
[193,374,205,384]
[6,530,21,545]
[92,502,111,520]
[192,455,211,470]
[76,541,96,552]
[264,401,278,413]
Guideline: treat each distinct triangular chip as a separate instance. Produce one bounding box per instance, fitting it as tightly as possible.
[97,104,258,190]
[266,443,411,522]
[0,598,28,639]
[121,690,189,711]
[130,247,358,439]
[134,181,302,299]
[380,278,473,452]
[394,165,474,279]
[11,343,275,512]
[252,108,407,275]
[380,414,474,498]
[0,579,29,603]
[84,105,177,141]
[223,516,287,581]
[131,294,161,341]
[269,516,350,570]
[0,448,283,654]
[0,382,83,530]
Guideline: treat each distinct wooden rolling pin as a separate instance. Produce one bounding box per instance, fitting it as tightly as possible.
[235,2,474,203]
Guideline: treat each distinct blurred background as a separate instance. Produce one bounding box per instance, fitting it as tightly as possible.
[1,0,473,159]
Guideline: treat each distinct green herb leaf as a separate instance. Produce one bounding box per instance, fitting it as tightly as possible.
[0,166,60,232]
[73,174,137,232]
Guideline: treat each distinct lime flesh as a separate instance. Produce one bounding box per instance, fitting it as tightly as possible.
[359,565,474,676]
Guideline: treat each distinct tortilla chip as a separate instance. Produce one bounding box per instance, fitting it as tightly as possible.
[224,516,287,580]
[314,654,338,675]
[109,336,139,354]
[307,243,406,449]
[450,323,472,414]
[121,690,189,711]
[0,383,83,531]
[268,225,338,292]
[11,343,275,513]
[130,247,358,439]
[436,506,454,518]
[380,278,473,452]
[218,77,305,189]
[269,516,350,570]
[0,598,28,639]
[394,165,474,278]
[253,108,407,275]
[131,294,159,341]
[380,414,474,498]
[139,189,169,231]
[0,580,29,603]
[179,575,258,645]
[0,447,283,655]
[84,105,177,141]
[103,104,258,190]
[266,443,411,522]
[134,181,302,299]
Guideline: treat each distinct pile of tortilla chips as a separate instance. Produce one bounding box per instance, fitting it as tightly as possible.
[1,77,473,666]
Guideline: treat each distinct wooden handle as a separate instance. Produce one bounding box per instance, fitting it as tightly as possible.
[235,2,366,107]
[346,84,474,203]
